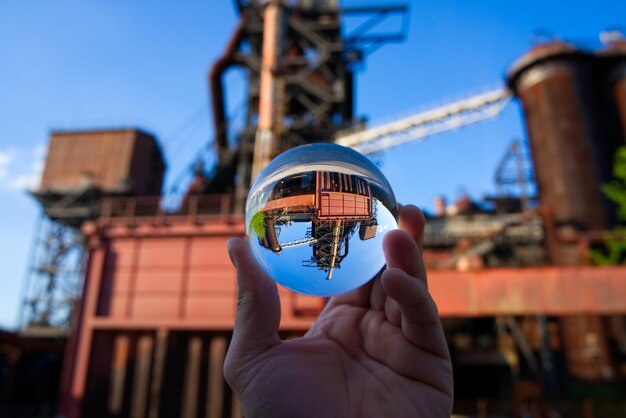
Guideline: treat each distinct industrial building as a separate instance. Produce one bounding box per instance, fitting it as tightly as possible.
[2,1,626,417]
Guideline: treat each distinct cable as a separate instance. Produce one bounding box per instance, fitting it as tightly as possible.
[166,107,210,165]
[164,84,250,198]
[162,104,207,153]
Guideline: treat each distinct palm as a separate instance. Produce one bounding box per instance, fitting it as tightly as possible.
[225,206,453,418]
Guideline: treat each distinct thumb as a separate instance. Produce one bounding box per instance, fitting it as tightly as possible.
[226,237,281,358]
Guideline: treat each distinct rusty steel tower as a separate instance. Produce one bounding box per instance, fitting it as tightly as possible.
[200,0,408,204]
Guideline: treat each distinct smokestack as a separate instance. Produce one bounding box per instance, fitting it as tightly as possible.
[507,39,625,383]
[507,42,615,265]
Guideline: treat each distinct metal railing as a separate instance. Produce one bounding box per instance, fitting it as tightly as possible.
[99,194,241,225]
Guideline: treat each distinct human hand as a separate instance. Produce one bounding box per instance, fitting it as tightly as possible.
[224,205,453,418]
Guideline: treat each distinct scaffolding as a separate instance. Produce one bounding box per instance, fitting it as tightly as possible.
[19,215,86,331]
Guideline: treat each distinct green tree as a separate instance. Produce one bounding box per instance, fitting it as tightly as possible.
[249,211,267,238]
[588,146,626,265]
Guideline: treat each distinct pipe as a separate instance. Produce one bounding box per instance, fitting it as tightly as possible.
[209,21,245,160]
[251,0,282,181]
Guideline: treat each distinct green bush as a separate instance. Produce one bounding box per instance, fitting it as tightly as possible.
[588,146,626,265]
[249,211,266,238]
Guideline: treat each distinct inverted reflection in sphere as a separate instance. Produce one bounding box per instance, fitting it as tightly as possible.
[245,143,398,297]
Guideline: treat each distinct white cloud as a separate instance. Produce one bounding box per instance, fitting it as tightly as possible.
[9,159,44,191]
[0,149,16,180]
[0,146,45,192]
[33,144,46,158]
[9,147,45,191]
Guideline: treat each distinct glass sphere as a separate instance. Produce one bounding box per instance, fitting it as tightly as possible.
[245,143,398,297]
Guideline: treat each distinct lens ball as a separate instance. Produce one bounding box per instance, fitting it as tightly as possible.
[245,143,398,297]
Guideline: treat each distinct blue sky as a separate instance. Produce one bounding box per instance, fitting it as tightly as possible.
[0,0,623,329]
